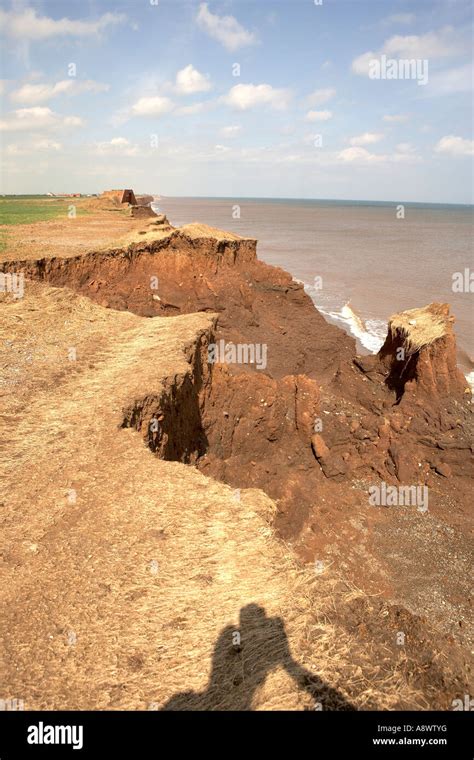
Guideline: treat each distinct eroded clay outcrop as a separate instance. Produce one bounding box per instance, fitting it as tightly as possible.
[356,303,468,402]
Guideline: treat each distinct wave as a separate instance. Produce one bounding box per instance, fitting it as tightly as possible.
[301,281,386,354]
[465,371,474,393]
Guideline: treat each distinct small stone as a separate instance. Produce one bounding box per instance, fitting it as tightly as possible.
[435,462,452,478]
[311,434,330,460]
[320,454,348,479]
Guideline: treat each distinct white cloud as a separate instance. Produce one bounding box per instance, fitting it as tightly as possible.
[6,138,62,155]
[220,125,241,138]
[305,87,336,107]
[94,137,139,157]
[223,83,290,110]
[10,79,109,104]
[434,135,474,157]
[337,147,384,164]
[175,64,211,95]
[352,51,377,77]
[427,63,473,96]
[175,102,208,116]
[0,7,126,40]
[196,2,257,52]
[305,110,332,122]
[383,113,409,123]
[349,132,384,146]
[352,27,466,77]
[337,146,420,165]
[383,28,461,58]
[0,107,83,132]
[130,96,175,117]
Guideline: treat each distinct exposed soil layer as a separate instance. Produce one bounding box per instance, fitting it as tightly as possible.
[119,321,472,706]
[1,224,355,383]
[2,220,473,692]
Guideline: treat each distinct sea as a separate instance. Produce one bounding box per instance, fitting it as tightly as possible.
[153,197,474,388]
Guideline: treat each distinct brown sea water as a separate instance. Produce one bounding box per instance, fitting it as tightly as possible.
[156,197,474,381]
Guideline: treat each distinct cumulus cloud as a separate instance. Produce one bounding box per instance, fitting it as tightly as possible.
[305,110,332,122]
[174,64,211,95]
[196,2,257,51]
[338,145,420,165]
[0,106,83,131]
[0,7,126,40]
[352,27,466,77]
[93,137,139,157]
[10,79,109,104]
[338,147,384,164]
[435,135,474,156]
[130,96,175,117]
[383,28,461,58]
[352,51,376,76]
[305,88,336,107]
[349,132,384,146]
[222,83,290,110]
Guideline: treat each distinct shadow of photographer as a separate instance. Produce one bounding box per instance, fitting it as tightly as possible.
[162,603,354,711]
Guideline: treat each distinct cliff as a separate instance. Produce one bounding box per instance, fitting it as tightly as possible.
[1,211,472,710]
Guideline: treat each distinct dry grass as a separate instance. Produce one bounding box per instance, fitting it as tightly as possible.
[0,281,432,711]
[180,222,254,242]
[389,302,453,353]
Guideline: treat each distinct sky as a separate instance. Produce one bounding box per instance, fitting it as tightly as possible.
[0,0,473,203]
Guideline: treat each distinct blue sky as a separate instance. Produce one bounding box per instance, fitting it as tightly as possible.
[0,0,472,202]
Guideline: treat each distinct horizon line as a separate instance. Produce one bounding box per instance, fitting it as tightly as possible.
[156,195,474,208]
[1,193,473,208]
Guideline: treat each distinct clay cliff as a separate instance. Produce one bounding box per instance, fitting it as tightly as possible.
[1,212,472,709]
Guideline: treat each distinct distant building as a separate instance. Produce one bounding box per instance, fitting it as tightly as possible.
[46,192,81,197]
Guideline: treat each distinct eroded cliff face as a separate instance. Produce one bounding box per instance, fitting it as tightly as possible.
[2,222,472,608]
[2,220,472,704]
[0,223,355,384]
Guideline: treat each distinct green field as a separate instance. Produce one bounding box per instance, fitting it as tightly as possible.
[0,196,89,226]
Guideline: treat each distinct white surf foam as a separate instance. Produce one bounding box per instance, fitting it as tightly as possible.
[465,371,474,393]
[301,281,386,354]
